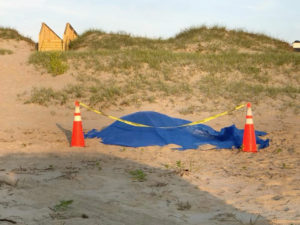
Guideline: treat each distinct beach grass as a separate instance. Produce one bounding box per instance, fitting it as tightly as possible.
[26,26,299,112]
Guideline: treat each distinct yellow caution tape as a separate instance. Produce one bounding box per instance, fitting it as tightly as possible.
[79,102,245,129]
[180,104,245,127]
[79,102,151,127]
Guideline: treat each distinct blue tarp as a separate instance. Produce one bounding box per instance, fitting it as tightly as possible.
[85,111,269,150]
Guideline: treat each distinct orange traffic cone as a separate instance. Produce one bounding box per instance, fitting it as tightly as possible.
[71,101,85,147]
[242,103,257,152]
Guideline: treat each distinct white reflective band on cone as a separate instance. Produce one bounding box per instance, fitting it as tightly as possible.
[75,106,80,113]
[74,115,82,121]
[245,106,253,124]
[246,118,253,124]
[247,108,252,116]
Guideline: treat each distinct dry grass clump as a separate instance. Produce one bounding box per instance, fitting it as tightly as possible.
[0,48,13,55]
[25,87,67,106]
[0,27,35,44]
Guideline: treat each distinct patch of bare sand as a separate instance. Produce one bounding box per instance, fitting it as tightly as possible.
[0,39,299,225]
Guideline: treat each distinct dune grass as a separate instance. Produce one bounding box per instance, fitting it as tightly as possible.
[26,26,299,112]
[61,48,298,78]
[171,26,291,52]
[29,52,69,76]
[0,48,13,55]
[25,87,67,106]
[0,27,35,44]
[70,29,165,51]
[69,25,291,53]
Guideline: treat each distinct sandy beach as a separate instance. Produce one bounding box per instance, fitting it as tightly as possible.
[0,38,299,225]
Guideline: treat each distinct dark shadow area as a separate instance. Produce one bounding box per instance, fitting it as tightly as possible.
[0,151,272,225]
[56,123,72,145]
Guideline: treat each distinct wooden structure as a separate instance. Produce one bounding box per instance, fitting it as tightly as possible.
[38,22,77,51]
[292,40,300,52]
[38,23,63,51]
[63,23,78,50]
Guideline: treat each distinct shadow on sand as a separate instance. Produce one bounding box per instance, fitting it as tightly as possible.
[0,149,272,225]
[56,123,72,145]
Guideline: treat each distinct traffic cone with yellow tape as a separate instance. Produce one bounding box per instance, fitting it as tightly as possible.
[71,101,85,147]
[242,102,257,152]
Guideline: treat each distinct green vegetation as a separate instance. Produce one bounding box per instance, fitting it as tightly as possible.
[53,200,73,211]
[95,161,102,171]
[25,87,67,106]
[171,26,291,52]
[197,74,299,103]
[0,27,35,44]
[26,26,299,113]
[176,160,182,169]
[29,52,69,76]
[70,29,164,50]
[129,169,147,182]
[0,48,13,55]
[70,25,291,52]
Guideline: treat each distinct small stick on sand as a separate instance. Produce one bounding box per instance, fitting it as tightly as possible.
[0,218,17,224]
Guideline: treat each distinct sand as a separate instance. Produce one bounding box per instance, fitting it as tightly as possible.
[0,39,299,225]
